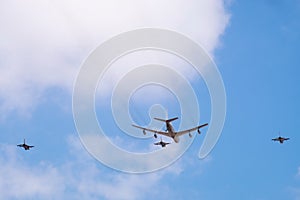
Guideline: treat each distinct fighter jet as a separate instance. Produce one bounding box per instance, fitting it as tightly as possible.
[272,136,290,144]
[17,139,34,150]
[154,137,170,148]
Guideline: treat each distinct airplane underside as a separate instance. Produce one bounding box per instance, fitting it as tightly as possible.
[173,136,180,143]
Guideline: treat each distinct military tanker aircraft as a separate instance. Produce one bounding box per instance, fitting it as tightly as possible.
[133,117,208,143]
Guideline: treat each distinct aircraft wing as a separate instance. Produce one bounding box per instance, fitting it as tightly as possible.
[272,137,289,141]
[132,124,169,137]
[17,144,23,147]
[176,123,208,137]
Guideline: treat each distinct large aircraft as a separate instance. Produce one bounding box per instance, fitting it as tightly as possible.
[154,137,170,148]
[272,136,290,144]
[132,117,208,143]
[17,139,34,150]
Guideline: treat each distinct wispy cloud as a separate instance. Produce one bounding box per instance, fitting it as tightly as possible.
[0,135,188,200]
[0,145,64,199]
[286,167,300,200]
[288,187,300,200]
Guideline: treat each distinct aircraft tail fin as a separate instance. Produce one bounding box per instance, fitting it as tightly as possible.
[154,117,178,123]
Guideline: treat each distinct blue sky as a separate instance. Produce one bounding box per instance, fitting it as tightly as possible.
[1,0,300,199]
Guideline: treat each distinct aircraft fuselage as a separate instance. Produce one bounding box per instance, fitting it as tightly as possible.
[164,122,181,142]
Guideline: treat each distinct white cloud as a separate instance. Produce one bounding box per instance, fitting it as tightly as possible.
[0,135,187,200]
[63,135,188,199]
[0,0,230,115]
[0,145,64,200]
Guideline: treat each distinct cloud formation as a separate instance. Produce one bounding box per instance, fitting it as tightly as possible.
[0,136,184,200]
[0,145,64,199]
[0,0,230,115]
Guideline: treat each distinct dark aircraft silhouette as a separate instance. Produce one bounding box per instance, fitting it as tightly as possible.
[154,138,170,148]
[17,139,34,150]
[272,136,290,144]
